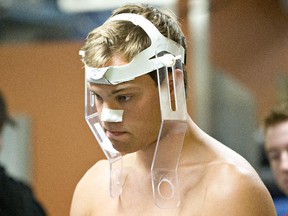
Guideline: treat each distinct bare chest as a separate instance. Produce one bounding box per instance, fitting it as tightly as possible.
[90,201,201,216]
[90,184,207,216]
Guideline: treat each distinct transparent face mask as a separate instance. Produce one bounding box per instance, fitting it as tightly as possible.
[151,50,187,208]
[82,13,187,208]
[85,79,123,198]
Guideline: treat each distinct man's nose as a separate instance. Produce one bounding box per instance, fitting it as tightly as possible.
[280,151,288,171]
[100,107,124,122]
[97,98,124,122]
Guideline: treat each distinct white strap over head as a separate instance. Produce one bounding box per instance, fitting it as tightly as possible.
[81,13,185,85]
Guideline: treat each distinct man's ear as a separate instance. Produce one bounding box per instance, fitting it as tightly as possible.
[168,69,183,111]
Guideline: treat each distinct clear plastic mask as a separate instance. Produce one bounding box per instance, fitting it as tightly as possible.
[82,13,187,208]
[151,51,187,208]
[85,80,123,198]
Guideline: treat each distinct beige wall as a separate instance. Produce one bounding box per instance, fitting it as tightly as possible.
[210,0,288,122]
[0,42,105,216]
[0,1,287,215]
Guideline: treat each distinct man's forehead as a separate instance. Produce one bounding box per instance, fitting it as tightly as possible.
[88,75,152,92]
[265,121,288,149]
[88,81,134,92]
[266,121,288,136]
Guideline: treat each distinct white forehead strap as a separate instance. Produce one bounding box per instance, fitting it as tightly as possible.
[81,13,185,85]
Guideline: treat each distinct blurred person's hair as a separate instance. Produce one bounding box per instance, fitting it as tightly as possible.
[263,102,288,134]
[0,92,16,133]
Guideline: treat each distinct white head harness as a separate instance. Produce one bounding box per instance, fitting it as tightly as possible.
[81,13,185,85]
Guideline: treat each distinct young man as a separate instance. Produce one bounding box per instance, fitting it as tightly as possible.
[71,4,276,215]
[0,92,46,216]
[263,102,288,197]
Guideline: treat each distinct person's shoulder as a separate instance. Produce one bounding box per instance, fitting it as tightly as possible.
[75,159,109,193]
[83,159,109,179]
[0,165,46,216]
[70,159,109,216]
[204,161,276,216]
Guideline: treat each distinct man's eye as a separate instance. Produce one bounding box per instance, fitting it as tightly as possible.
[117,95,131,102]
[268,152,280,161]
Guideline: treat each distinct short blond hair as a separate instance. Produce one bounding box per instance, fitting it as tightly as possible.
[81,3,186,73]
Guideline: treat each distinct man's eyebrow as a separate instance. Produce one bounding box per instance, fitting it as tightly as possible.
[111,85,140,95]
[266,148,279,153]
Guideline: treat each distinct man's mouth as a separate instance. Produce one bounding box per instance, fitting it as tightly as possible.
[105,129,126,139]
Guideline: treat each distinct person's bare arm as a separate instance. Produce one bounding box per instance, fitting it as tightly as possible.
[70,160,108,216]
[70,179,89,216]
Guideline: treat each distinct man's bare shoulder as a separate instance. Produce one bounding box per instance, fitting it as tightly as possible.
[200,161,276,216]
[76,159,109,190]
[70,160,109,216]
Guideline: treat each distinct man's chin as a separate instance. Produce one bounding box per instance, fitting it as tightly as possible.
[112,144,140,155]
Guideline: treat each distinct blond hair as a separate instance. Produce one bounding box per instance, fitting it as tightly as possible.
[81,4,186,67]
